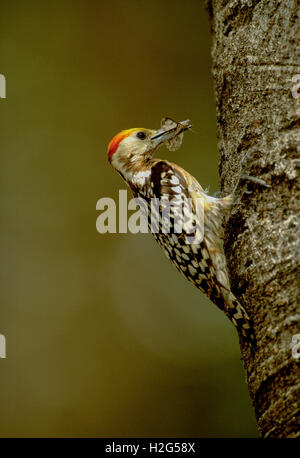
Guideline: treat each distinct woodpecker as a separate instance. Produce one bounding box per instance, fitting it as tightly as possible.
[107,118,255,345]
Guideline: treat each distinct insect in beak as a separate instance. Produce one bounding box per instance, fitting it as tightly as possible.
[151,119,192,146]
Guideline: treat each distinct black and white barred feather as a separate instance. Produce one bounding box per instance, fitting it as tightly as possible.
[131,160,255,345]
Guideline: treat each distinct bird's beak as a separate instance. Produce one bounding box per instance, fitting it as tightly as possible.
[150,119,192,146]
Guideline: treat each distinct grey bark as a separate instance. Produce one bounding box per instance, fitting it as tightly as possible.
[207,0,300,438]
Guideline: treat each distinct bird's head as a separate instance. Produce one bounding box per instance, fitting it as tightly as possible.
[107,128,156,168]
[107,120,191,183]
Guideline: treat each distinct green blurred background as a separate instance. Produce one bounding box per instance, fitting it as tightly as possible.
[0,0,258,437]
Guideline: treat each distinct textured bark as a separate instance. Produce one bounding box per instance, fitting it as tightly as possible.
[207,0,300,438]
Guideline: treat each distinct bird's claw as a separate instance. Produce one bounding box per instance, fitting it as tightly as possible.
[239,174,271,188]
[233,173,271,197]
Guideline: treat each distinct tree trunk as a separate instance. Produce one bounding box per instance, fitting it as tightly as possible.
[207,0,300,438]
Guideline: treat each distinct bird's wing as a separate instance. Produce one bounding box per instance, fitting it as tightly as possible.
[150,160,202,238]
[148,160,253,342]
[149,160,231,296]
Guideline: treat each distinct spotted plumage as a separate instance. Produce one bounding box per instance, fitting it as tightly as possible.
[108,120,255,345]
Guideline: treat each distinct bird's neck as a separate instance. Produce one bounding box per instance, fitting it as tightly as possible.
[113,155,159,190]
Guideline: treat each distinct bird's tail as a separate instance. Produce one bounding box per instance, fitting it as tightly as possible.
[220,287,256,347]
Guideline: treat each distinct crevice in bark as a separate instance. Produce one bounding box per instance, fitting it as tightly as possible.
[223,0,261,36]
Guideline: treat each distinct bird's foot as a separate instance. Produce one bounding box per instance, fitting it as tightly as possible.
[238,174,271,194]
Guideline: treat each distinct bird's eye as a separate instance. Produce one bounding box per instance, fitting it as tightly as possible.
[136,131,146,140]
